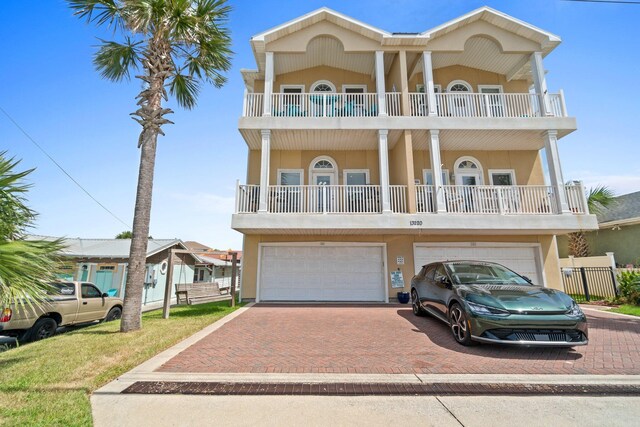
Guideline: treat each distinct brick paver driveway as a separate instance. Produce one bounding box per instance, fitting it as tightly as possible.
[159,305,640,375]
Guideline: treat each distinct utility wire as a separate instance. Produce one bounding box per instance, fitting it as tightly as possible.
[0,105,132,230]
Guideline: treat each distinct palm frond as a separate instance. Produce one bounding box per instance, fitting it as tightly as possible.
[169,72,200,109]
[0,153,36,240]
[94,37,143,81]
[0,239,66,308]
[587,185,616,215]
[67,0,125,29]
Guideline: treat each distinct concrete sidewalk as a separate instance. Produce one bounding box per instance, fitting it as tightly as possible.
[92,303,640,426]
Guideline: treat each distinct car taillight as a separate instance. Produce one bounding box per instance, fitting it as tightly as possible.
[0,308,11,322]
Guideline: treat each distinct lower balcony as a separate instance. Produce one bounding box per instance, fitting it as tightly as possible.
[232,183,598,235]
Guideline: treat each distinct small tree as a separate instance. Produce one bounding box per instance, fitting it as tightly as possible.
[568,185,616,258]
[69,0,232,332]
[115,231,133,239]
[0,152,64,307]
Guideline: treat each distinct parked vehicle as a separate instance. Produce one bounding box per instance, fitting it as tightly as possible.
[411,261,588,347]
[0,281,123,342]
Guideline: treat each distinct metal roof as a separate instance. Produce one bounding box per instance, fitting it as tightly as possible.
[28,235,185,258]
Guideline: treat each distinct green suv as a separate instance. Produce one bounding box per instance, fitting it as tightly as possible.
[411,261,588,347]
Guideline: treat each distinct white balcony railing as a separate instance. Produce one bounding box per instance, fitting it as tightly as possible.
[415,185,435,213]
[385,92,402,116]
[438,185,558,214]
[243,92,568,118]
[389,185,407,213]
[236,184,587,216]
[243,93,263,117]
[565,184,587,214]
[269,93,378,118]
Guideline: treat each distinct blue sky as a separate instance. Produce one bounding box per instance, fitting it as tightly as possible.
[1,0,639,249]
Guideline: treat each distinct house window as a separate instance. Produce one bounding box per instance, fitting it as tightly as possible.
[311,80,335,92]
[344,170,370,185]
[277,169,303,186]
[423,169,450,185]
[489,169,516,186]
[447,80,472,92]
[416,84,441,93]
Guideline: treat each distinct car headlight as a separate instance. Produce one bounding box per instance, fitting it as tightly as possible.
[565,301,584,318]
[466,301,510,316]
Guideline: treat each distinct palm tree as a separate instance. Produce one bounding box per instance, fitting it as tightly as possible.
[0,152,64,307]
[68,0,232,332]
[567,185,616,258]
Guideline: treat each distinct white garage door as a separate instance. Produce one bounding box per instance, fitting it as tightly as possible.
[414,244,543,286]
[259,245,386,302]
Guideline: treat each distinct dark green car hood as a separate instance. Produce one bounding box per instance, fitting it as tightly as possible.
[456,284,574,312]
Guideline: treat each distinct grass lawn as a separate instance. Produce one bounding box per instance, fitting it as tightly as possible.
[610,305,640,317]
[0,301,243,426]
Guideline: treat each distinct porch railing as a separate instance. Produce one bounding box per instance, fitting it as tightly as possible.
[237,184,587,215]
[438,185,558,214]
[385,92,402,116]
[270,93,378,118]
[243,93,263,117]
[389,185,407,213]
[267,185,382,213]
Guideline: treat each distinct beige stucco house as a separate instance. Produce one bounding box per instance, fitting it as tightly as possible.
[232,6,598,302]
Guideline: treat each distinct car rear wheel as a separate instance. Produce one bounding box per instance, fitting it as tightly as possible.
[105,307,122,322]
[28,317,58,342]
[449,303,474,346]
[411,289,425,317]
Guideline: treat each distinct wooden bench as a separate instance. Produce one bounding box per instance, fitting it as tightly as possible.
[175,282,232,305]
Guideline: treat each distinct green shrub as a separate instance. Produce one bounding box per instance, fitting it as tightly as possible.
[617,270,640,305]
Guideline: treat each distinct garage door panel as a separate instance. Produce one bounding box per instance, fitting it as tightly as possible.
[260,245,385,302]
[414,245,542,286]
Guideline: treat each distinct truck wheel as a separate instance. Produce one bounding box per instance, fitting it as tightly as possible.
[105,307,122,322]
[27,318,58,342]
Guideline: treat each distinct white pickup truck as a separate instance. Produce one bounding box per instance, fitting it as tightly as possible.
[0,281,123,342]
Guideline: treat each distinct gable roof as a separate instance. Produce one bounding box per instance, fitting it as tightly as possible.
[29,235,186,259]
[421,6,561,49]
[598,191,640,225]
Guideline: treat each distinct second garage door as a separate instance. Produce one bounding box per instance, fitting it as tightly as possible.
[414,244,543,286]
[259,244,386,302]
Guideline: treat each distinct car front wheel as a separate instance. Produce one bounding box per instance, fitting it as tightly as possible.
[105,307,122,322]
[448,303,474,346]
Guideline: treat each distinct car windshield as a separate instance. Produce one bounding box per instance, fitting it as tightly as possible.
[48,282,75,296]
[444,262,531,286]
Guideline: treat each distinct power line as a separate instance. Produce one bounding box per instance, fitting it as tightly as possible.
[561,0,640,4]
[0,105,132,230]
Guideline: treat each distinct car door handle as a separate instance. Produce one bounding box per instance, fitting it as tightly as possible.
[82,302,87,305]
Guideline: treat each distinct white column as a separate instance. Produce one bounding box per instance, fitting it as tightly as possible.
[429,130,446,213]
[543,130,570,213]
[531,52,551,116]
[378,129,391,212]
[422,51,437,117]
[262,52,274,117]
[258,129,271,213]
[375,51,387,117]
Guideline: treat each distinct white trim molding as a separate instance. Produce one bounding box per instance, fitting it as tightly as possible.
[310,80,336,92]
[454,155,484,185]
[309,155,339,185]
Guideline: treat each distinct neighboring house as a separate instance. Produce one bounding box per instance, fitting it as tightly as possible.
[231,7,597,302]
[183,241,241,289]
[558,191,640,267]
[42,236,196,308]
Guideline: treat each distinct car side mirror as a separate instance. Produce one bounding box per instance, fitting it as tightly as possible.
[101,293,108,298]
[439,276,452,288]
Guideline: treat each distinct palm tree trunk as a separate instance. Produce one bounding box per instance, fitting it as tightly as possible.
[120,36,170,333]
[120,131,158,332]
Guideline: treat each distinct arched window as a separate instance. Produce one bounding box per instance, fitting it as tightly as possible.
[311,80,336,93]
[447,80,472,93]
[309,156,338,186]
[313,159,334,169]
[457,160,478,169]
[454,156,483,186]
